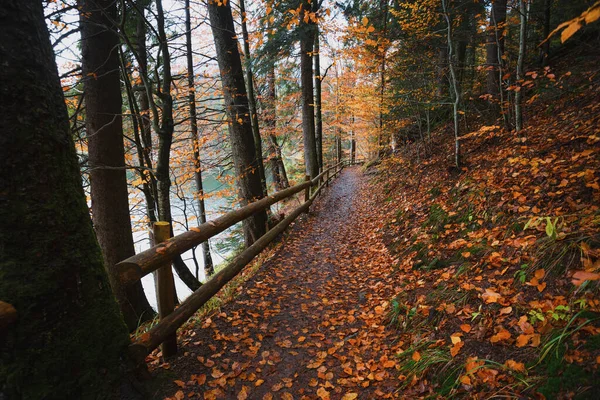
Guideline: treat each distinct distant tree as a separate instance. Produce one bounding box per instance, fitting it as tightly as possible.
[0,1,129,397]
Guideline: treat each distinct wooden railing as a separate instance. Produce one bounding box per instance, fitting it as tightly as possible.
[119,158,365,362]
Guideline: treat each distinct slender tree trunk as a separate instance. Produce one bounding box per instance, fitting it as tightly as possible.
[486,0,507,98]
[239,0,268,198]
[539,0,552,66]
[207,0,268,246]
[378,0,389,157]
[442,0,461,167]
[0,1,130,397]
[314,27,324,171]
[79,0,154,331]
[136,7,158,223]
[335,63,343,164]
[155,0,202,291]
[300,1,319,179]
[185,0,214,277]
[265,65,286,191]
[515,0,527,132]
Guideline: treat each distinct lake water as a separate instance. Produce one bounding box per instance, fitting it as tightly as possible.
[131,172,238,310]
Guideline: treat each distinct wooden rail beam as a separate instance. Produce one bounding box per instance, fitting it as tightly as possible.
[117,162,345,286]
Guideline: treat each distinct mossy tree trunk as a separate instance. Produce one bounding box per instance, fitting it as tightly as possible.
[0,1,130,398]
[79,0,154,331]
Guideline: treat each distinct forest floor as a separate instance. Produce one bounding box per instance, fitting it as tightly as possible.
[150,166,406,399]
[149,48,600,400]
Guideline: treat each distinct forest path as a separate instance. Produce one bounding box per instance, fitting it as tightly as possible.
[154,167,404,400]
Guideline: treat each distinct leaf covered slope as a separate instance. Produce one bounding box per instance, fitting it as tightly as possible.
[374,51,600,398]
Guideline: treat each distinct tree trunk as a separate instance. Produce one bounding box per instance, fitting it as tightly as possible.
[185,0,214,277]
[314,27,324,171]
[0,1,130,397]
[154,0,202,291]
[442,0,461,167]
[486,0,507,98]
[79,0,154,332]
[265,64,289,191]
[515,0,527,132]
[539,0,552,66]
[239,0,268,199]
[207,0,268,246]
[136,7,159,224]
[378,0,389,157]
[300,0,319,179]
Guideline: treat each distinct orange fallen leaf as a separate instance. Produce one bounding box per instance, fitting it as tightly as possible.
[237,386,249,400]
[317,387,330,399]
[572,270,600,285]
[490,328,511,344]
[505,359,526,372]
[460,324,472,333]
[450,341,464,357]
[481,288,502,304]
[516,334,531,347]
[342,394,358,400]
[412,351,421,362]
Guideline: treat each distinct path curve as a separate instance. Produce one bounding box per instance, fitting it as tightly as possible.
[154,167,402,399]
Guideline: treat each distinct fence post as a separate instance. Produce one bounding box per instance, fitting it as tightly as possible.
[154,221,177,358]
[326,167,329,187]
[304,175,310,213]
[318,167,323,195]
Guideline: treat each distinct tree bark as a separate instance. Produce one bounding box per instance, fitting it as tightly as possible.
[442,0,461,167]
[185,0,214,277]
[300,0,319,179]
[314,26,324,171]
[207,0,268,246]
[239,0,268,199]
[0,1,130,397]
[539,0,553,66]
[136,6,159,224]
[79,0,154,332]
[152,0,202,291]
[486,0,507,98]
[515,0,527,132]
[265,64,290,191]
[378,0,389,157]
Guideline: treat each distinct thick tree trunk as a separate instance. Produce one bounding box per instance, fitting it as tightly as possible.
[314,28,323,171]
[80,0,154,331]
[185,0,214,277]
[0,1,130,397]
[486,0,507,98]
[239,0,268,199]
[207,0,268,246]
[300,1,319,179]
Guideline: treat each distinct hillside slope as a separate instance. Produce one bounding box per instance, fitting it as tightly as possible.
[369,48,600,398]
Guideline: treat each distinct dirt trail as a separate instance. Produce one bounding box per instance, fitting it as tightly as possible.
[154,167,403,399]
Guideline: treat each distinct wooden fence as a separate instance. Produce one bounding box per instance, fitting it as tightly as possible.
[118,159,364,362]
